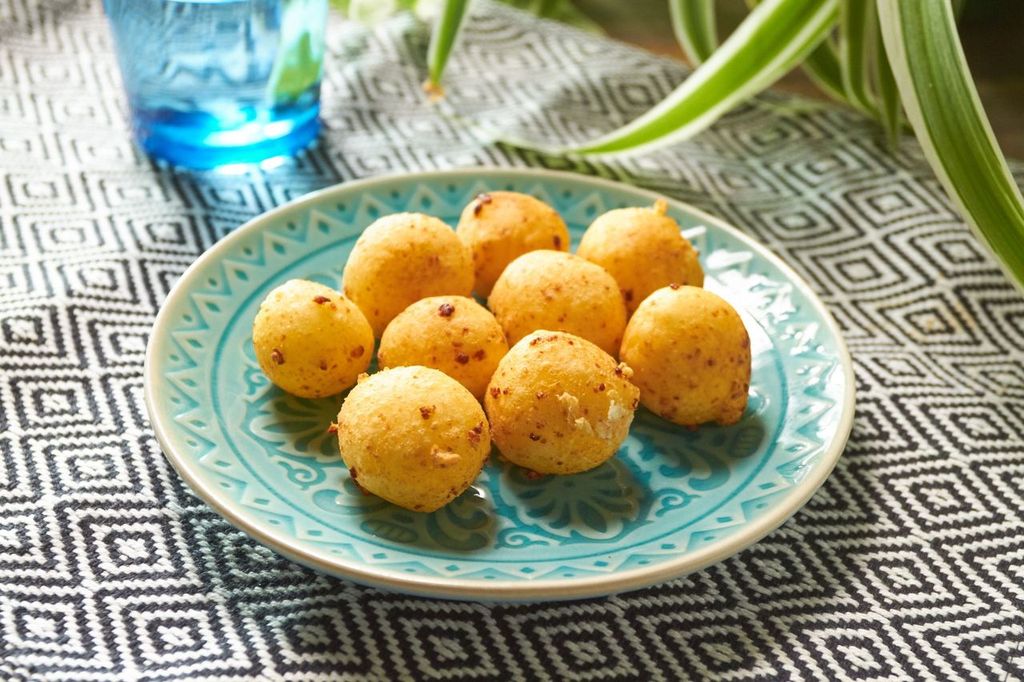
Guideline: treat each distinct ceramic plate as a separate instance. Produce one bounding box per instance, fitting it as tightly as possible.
[145,168,854,601]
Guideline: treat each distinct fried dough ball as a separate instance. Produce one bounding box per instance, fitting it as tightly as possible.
[342,213,473,336]
[620,285,750,427]
[484,331,640,475]
[252,279,373,398]
[378,296,509,400]
[487,250,626,355]
[336,367,490,512]
[576,199,703,315]
[456,191,570,296]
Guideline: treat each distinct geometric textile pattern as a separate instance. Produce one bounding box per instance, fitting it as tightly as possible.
[1,1,1022,679]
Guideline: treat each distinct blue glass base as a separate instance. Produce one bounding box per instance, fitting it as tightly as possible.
[133,102,322,170]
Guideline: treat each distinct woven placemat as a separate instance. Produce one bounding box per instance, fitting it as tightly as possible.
[1,1,1022,679]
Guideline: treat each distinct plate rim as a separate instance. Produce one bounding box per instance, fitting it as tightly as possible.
[144,167,856,601]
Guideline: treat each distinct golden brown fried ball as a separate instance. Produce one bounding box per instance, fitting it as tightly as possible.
[336,366,490,512]
[378,295,509,400]
[484,331,639,475]
[342,212,473,336]
[487,250,626,356]
[577,199,703,315]
[456,191,570,296]
[620,285,750,427]
[252,279,373,398]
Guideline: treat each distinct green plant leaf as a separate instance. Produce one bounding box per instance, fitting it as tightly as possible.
[877,0,1024,288]
[267,0,328,104]
[744,0,852,107]
[838,0,877,114]
[872,11,900,147]
[801,40,849,103]
[669,0,717,66]
[568,0,839,155]
[425,0,470,91]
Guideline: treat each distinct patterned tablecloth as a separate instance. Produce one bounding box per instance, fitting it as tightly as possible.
[2,1,1023,679]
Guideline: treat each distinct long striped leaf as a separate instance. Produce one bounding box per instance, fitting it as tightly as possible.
[838,0,877,114]
[801,40,849,103]
[569,0,839,155]
[872,12,900,147]
[669,0,717,66]
[745,0,852,108]
[877,0,1024,288]
[425,0,470,92]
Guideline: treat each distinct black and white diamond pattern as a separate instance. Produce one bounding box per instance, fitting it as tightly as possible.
[1,0,1022,678]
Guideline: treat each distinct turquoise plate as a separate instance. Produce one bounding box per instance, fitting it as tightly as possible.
[145,168,854,601]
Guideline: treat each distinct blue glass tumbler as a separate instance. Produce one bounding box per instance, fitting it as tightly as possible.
[104,0,327,169]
